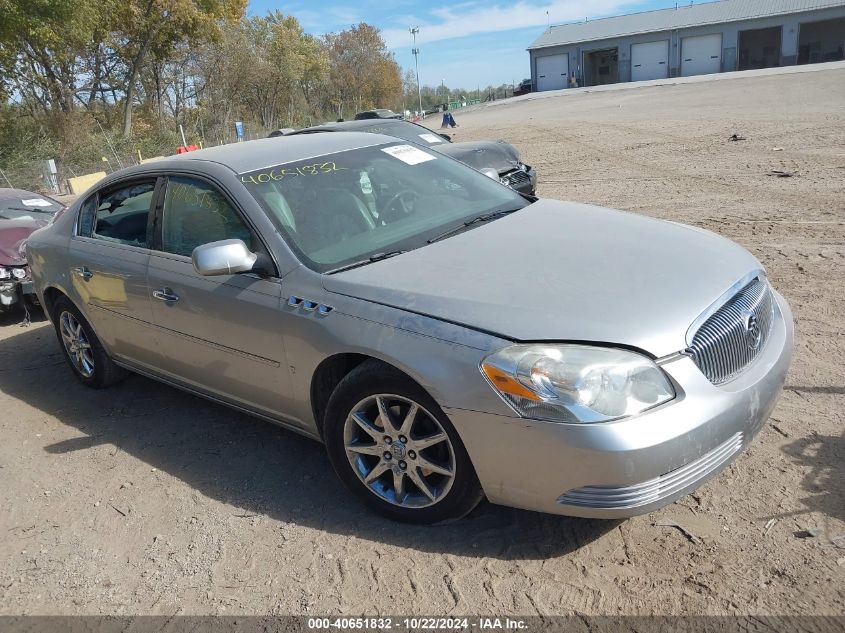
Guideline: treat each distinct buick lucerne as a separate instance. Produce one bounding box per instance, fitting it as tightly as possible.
[26,134,793,524]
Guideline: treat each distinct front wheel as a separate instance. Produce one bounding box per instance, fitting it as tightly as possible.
[324,360,483,524]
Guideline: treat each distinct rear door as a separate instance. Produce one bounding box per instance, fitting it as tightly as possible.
[146,174,294,418]
[68,178,162,368]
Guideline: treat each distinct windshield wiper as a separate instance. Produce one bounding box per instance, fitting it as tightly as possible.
[4,206,55,214]
[427,208,521,244]
[325,250,406,275]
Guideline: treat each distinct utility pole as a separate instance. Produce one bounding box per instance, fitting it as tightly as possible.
[410,27,422,117]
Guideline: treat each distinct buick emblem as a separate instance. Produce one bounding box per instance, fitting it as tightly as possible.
[742,310,762,350]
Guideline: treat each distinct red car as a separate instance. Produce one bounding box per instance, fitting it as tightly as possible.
[0,188,66,313]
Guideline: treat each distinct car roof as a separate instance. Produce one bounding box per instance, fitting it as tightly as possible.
[165,132,394,173]
[293,119,418,134]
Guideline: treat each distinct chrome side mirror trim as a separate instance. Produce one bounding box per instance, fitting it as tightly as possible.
[192,239,258,276]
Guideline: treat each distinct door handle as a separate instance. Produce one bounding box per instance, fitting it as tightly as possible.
[73,266,93,280]
[152,288,179,302]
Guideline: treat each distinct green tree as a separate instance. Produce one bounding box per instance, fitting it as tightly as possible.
[111,0,246,137]
[0,0,111,117]
[324,23,401,119]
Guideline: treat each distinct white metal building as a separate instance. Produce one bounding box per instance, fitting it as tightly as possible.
[528,0,845,90]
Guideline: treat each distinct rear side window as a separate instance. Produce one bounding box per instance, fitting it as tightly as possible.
[160,176,259,258]
[92,182,155,247]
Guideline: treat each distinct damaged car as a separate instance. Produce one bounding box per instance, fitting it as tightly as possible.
[270,119,537,195]
[0,188,65,312]
[28,134,792,524]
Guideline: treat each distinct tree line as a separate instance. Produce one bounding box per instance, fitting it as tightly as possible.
[0,0,515,192]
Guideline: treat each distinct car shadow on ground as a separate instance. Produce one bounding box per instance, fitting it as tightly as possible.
[0,323,618,559]
[780,426,845,524]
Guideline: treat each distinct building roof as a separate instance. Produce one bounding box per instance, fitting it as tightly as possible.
[529,0,845,49]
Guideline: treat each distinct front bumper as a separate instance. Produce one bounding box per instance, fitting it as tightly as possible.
[0,277,35,311]
[446,290,793,518]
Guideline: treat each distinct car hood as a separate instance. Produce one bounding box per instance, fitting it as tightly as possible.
[0,219,44,266]
[322,200,763,357]
[435,140,522,173]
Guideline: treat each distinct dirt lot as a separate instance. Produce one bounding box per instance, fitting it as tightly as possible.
[1,68,843,617]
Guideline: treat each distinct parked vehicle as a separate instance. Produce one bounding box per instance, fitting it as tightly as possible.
[270,119,537,195]
[354,109,403,120]
[0,188,65,312]
[27,134,792,524]
[513,79,533,96]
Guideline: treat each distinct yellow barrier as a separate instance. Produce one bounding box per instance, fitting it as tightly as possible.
[66,171,107,195]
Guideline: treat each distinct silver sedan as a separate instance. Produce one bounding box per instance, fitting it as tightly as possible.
[26,133,793,524]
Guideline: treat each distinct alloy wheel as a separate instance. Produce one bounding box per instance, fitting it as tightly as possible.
[343,394,456,508]
[59,311,95,378]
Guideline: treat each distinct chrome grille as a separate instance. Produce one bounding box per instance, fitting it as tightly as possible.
[688,277,774,385]
[558,432,744,509]
[501,169,531,190]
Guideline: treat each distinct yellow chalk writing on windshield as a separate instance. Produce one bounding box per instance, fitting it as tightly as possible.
[241,162,347,185]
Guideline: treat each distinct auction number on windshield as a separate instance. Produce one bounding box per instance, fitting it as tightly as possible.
[241,161,347,185]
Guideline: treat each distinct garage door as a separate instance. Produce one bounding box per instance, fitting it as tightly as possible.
[536,54,569,91]
[681,33,722,76]
[631,40,669,82]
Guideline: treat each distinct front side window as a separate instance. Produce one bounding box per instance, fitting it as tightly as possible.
[160,176,258,258]
[93,182,155,247]
[240,142,527,272]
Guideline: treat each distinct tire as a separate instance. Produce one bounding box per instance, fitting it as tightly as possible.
[324,359,483,524]
[52,296,126,388]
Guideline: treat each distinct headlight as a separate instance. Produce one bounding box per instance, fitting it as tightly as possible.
[480,344,675,424]
[0,268,9,280]
[11,268,26,280]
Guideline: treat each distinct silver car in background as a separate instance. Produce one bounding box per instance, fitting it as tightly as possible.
[26,133,793,524]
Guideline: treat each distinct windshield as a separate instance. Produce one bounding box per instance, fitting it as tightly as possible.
[240,142,528,272]
[0,194,62,220]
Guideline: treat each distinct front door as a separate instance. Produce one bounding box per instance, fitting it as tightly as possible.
[146,175,294,420]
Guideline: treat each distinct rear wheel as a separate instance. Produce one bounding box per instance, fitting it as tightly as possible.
[324,360,483,524]
[52,296,126,388]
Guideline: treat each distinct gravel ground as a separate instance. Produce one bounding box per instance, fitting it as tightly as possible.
[1,68,843,617]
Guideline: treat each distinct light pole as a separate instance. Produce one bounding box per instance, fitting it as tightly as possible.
[441,78,445,101]
[410,27,422,116]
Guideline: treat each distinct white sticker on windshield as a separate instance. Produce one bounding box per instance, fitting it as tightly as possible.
[418,133,444,144]
[21,198,52,207]
[381,144,437,165]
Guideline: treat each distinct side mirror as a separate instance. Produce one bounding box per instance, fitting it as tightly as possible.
[439,133,452,141]
[192,239,269,276]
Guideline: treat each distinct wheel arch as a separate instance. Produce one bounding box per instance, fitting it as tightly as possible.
[309,352,435,439]
[42,285,69,321]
